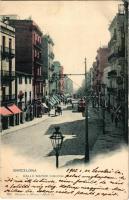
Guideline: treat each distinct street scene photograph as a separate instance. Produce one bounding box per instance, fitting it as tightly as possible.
[0,1,128,199]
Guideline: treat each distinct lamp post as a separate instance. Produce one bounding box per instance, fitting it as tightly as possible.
[102,84,106,134]
[124,0,128,143]
[50,126,64,168]
[84,57,89,162]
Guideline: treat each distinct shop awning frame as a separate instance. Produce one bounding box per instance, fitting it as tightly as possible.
[0,106,13,116]
[7,104,22,114]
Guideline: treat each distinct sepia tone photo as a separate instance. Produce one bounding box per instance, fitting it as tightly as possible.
[0,1,128,199]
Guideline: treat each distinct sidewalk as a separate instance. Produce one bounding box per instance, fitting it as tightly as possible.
[1,114,49,136]
[1,105,67,136]
[90,106,125,157]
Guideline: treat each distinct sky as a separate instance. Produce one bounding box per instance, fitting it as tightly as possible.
[0,1,121,90]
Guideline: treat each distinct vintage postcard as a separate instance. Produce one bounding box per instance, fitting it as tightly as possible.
[0,1,128,199]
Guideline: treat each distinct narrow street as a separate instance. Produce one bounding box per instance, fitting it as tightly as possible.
[1,105,100,169]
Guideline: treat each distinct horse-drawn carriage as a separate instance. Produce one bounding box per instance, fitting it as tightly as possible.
[55,106,62,116]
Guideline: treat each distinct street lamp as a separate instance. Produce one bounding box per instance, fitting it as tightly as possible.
[101,84,106,134]
[50,126,64,168]
[84,58,89,162]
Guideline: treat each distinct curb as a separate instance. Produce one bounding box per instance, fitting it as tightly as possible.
[1,107,67,136]
[1,115,49,136]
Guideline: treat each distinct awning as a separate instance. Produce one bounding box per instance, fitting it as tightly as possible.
[42,103,48,108]
[49,101,54,106]
[51,97,57,104]
[0,107,13,116]
[53,95,60,103]
[8,104,22,114]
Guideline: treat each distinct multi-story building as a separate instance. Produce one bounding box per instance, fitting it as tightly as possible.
[42,34,54,96]
[50,61,61,94]
[16,71,33,109]
[59,65,64,95]
[64,77,73,96]
[108,6,125,110]
[102,66,111,107]
[92,47,109,102]
[7,17,43,102]
[16,71,33,121]
[87,68,93,91]
[0,20,19,129]
[92,61,98,92]
[0,20,16,107]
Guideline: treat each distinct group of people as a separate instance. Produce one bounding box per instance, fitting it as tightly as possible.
[90,93,123,128]
[110,106,123,128]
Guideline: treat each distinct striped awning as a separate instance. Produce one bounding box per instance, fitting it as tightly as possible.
[8,104,22,114]
[0,107,13,116]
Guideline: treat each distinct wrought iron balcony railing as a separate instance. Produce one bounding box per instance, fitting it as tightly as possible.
[1,70,15,81]
[1,47,15,58]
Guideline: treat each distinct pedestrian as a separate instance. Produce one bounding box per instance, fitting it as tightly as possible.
[111,109,114,123]
[115,114,119,127]
[48,104,51,116]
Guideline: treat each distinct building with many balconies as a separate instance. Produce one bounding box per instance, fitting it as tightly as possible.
[0,20,18,130]
[0,20,16,107]
[42,34,54,96]
[92,47,110,96]
[7,17,43,102]
[108,5,125,110]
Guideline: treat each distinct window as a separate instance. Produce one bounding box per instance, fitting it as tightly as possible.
[9,38,12,50]
[29,77,31,84]
[9,59,12,71]
[29,91,31,99]
[19,77,22,84]
[33,33,35,43]
[25,92,27,104]
[25,77,27,84]
[2,36,5,51]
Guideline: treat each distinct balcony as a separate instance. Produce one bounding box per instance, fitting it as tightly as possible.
[108,52,118,62]
[1,70,15,81]
[49,52,54,60]
[9,48,15,58]
[37,93,43,98]
[117,76,123,85]
[49,65,55,71]
[108,49,125,62]
[108,34,117,48]
[1,47,15,59]
[107,87,117,95]
[108,70,117,78]
[35,74,44,82]
[2,94,16,104]
[34,41,42,50]
[34,57,43,66]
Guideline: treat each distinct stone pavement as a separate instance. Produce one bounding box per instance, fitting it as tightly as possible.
[90,106,125,158]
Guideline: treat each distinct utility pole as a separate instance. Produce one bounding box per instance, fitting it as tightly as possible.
[102,84,105,134]
[124,1,128,143]
[84,57,89,162]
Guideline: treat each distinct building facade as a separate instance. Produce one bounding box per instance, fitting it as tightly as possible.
[51,61,61,94]
[64,77,73,96]
[92,46,109,96]
[16,71,33,122]
[108,7,125,110]
[16,72,33,107]
[0,20,16,107]
[8,18,43,102]
[59,65,64,95]
[0,20,17,129]
[87,67,93,91]
[42,35,54,96]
